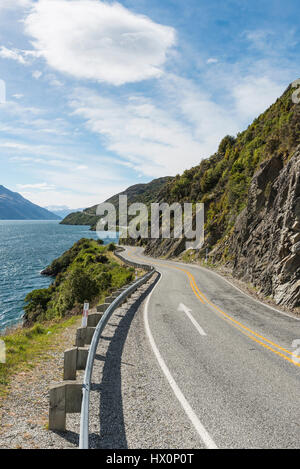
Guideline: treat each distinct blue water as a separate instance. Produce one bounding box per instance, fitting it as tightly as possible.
[0,220,118,331]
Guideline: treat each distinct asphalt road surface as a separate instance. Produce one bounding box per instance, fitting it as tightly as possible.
[120,246,300,449]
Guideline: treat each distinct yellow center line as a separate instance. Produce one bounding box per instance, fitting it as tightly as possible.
[127,250,300,368]
[189,272,298,358]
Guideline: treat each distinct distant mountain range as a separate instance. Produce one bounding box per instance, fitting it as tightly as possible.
[0,185,61,220]
[45,205,85,219]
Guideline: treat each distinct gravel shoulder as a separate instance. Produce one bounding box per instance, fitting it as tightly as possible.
[0,318,83,449]
[0,272,202,449]
[89,274,201,449]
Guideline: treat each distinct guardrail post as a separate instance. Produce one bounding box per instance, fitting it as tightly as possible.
[85,327,96,345]
[64,346,90,381]
[75,327,86,347]
[77,347,89,370]
[49,381,82,431]
[105,294,118,303]
[97,303,110,313]
[64,348,78,380]
[87,312,103,327]
[49,382,66,431]
[75,327,96,346]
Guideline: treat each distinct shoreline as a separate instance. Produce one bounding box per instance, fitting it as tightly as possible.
[0,221,103,333]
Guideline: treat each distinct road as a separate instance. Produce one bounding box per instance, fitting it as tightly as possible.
[120,246,300,449]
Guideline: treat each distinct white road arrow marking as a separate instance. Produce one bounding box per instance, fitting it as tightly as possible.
[145,280,217,449]
[178,303,207,336]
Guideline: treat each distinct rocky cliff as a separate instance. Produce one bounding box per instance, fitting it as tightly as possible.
[213,149,300,308]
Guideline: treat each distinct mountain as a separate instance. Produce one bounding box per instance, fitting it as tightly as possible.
[0,186,61,220]
[60,177,173,229]
[45,205,85,219]
[123,83,300,309]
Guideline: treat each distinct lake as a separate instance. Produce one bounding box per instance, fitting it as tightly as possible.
[0,220,118,332]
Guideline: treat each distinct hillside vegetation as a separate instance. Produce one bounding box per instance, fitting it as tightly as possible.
[60,176,173,230]
[24,238,134,325]
[146,84,299,251]
[60,211,100,228]
[126,83,300,309]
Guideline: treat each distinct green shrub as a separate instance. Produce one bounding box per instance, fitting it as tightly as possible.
[24,288,53,316]
[24,239,141,324]
[66,267,99,303]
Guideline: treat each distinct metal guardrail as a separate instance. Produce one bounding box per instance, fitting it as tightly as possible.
[114,248,153,271]
[79,249,155,449]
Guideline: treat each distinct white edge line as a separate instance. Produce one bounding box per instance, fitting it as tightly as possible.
[191,264,300,322]
[144,273,218,450]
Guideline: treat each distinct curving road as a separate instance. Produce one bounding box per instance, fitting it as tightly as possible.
[121,246,300,449]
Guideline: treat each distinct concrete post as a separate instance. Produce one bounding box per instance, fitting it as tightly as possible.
[49,381,82,431]
[75,327,96,346]
[97,303,110,313]
[64,348,78,381]
[87,312,103,327]
[77,347,89,370]
[65,382,83,414]
[49,382,66,431]
[75,327,86,347]
[105,294,118,303]
[64,347,90,380]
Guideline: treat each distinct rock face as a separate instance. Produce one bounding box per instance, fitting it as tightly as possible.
[218,148,300,308]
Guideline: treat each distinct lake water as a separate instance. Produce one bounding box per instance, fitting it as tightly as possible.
[0,220,118,332]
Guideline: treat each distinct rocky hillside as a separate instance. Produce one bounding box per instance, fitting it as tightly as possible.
[60,176,172,229]
[214,150,300,308]
[126,83,300,309]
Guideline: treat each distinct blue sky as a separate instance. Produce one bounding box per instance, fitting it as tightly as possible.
[0,0,299,208]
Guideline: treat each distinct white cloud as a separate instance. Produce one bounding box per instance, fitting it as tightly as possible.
[69,79,240,178]
[246,29,298,53]
[232,76,284,120]
[24,0,176,86]
[207,58,218,64]
[0,46,26,64]
[0,46,41,65]
[32,70,42,79]
[0,0,32,11]
[17,182,55,191]
[45,74,64,87]
[75,165,88,171]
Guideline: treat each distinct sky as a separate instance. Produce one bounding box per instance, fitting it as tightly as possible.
[0,0,299,209]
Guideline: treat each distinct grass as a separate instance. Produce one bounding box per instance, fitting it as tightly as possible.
[0,315,80,399]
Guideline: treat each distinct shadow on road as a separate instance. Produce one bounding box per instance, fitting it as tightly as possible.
[89,275,160,449]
